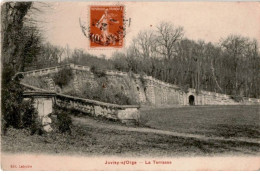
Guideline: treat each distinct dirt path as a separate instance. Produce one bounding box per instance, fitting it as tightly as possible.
[72,116,260,145]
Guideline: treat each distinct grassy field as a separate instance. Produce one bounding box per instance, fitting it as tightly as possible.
[140,105,260,139]
[2,105,260,156]
[2,123,260,157]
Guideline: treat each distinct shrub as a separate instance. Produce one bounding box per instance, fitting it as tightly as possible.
[53,67,73,88]
[180,84,190,93]
[30,116,43,135]
[114,92,133,105]
[113,57,129,71]
[230,95,244,102]
[2,81,24,131]
[56,111,72,134]
[140,74,146,86]
[20,99,38,128]
[2,66,39,134]
[2,67,24,132]
[90,65,106,77]
[78,80,137,105]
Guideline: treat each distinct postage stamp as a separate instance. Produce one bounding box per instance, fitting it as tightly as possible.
[89,5,124,48]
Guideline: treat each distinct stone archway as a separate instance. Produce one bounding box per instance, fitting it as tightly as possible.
[189,95,195,105]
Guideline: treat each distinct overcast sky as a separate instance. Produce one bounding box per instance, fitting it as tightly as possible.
[35,1,260,58]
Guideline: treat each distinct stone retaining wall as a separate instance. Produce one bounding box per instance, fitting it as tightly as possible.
[19,63,260,106]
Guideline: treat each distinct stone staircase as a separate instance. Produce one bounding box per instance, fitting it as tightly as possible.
[44,77,55,92]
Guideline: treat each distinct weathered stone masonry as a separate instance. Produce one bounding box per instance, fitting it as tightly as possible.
[21,83,140,123]
[20,63,260,107]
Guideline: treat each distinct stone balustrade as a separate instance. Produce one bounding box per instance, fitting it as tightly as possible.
[21,83,141,123]
[56,94,140,123]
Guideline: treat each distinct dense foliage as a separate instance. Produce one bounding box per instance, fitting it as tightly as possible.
[81,81,136,105]
[65,74,137,105]
[56,111,72,134]
[64,24,260,98]
[53,67,73,88]
[1,2,41,133]
[52,108,72,134]
[2,67,39,134]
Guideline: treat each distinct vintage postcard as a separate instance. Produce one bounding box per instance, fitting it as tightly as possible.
[1,1,260,171]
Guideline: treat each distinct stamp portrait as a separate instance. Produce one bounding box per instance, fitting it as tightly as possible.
[89,5,124,48]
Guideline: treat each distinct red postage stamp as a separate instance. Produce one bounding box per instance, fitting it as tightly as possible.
[89,5,124,48]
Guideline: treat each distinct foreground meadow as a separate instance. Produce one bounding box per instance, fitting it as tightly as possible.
[2,105,260,156]
[140,105,260,139]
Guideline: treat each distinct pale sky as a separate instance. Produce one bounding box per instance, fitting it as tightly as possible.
[35,1,260,58]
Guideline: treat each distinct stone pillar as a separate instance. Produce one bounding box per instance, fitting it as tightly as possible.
[25,95,55,133]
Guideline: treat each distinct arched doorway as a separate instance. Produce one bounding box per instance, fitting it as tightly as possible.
[189,95,195,105]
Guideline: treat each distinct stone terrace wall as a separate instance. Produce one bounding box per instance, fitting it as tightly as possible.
[19,63,260,106]
[21,83,140,123]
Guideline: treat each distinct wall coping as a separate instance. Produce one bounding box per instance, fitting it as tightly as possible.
[23,91,56,97]
[56,93,140,109]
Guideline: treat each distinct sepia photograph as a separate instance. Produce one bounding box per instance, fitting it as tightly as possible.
[1,1,260,171]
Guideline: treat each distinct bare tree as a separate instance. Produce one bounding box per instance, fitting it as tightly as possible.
[134,30,157,59]
[221,35,248,94]
[115,24,260,98]
[155,22,184,60]
[36,43,65,68]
